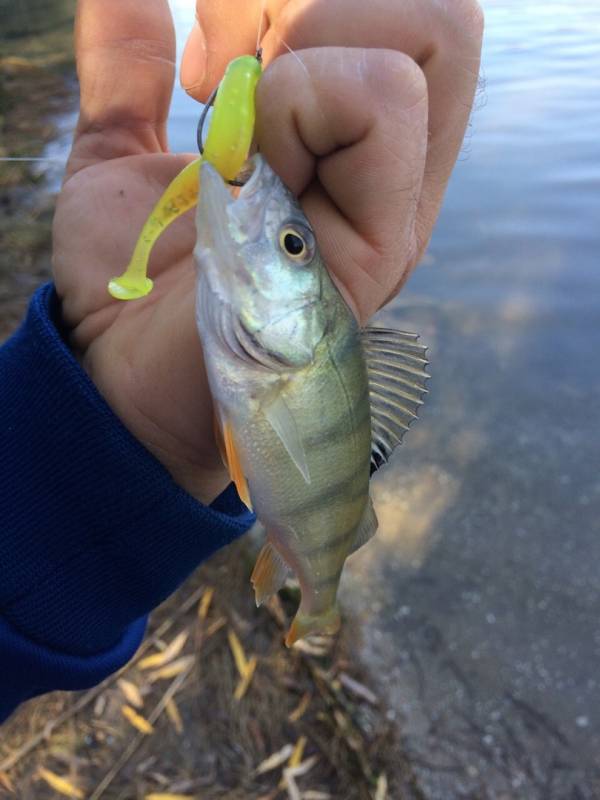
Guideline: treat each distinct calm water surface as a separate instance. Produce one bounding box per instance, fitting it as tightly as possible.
[48,1,600,796]
[342,3,600,797]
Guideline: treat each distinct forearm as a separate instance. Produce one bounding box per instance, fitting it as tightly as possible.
[0,284,253,721]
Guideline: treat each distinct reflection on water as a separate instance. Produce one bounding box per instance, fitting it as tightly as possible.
[368,466,460,570]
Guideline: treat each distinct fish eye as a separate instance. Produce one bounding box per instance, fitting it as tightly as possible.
[278,224,314,264]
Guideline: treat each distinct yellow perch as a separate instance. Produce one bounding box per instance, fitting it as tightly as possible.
[194,155,430,645]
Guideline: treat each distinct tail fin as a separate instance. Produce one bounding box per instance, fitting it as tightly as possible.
[285,606,341,647]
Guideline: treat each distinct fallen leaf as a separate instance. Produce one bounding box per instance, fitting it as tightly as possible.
[375,773,388,800]
[138,631,189,670]
[280,738,311,790]
[121,704,154,734]
[282,770,301,800]
[144,795,196,800]
[165,698,183,734]
[255,744,294,775]
[333,709,348,731]
[145,795,196,800]
[38,768,84,799]
[288,736,307,769]
[93,693,107,717]
[290,639,329,657]
[287,756,318,778]
[205,617,226,638]
[117,678,144,708]
[234,655,257,700]
[288,692,311,723]
[0,771,15,793]
[147,656,195,683]
[338,672,378,705]
[198,587,214,620]
[227,629,249,677]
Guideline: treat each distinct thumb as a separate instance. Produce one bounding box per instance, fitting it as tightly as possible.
[180,2,265,101]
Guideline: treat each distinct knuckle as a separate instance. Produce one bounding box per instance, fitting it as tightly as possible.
[259,51,300,94]
[453,0,485,40]
[363,49,427,108]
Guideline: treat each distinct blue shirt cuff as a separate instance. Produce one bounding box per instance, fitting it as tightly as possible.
[0,284,254,716]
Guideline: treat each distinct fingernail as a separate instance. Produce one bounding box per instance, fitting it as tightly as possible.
[181,21,207,94]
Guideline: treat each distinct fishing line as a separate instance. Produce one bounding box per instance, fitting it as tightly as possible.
[0,157,66,163]
[271,25,310,81]
[256,0,268,55]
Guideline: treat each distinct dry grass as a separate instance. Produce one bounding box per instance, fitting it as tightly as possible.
[0,543,422,799]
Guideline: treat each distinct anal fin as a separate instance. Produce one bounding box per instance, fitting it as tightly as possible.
[351,495,379,554]
[251,542,290,606]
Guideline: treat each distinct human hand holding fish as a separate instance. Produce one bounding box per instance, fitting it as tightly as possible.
[53,0,483,641]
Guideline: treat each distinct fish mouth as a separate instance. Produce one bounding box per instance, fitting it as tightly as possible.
[196,154,281,299]
[236,153,272,200]
[197,155,259,258]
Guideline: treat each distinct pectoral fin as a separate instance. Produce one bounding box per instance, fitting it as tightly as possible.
[264,394,311,484]
[215,414,252,510]
[362,326,430,473]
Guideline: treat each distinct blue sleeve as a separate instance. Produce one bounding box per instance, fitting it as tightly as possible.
[0,284,254,722]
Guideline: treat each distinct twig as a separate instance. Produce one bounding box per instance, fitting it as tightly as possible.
[87,663,194,800]
[0,584,206,773]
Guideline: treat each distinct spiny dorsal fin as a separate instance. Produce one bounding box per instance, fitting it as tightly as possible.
[251,541,290,606]
[221,419,253,510]
[361,326,430,473]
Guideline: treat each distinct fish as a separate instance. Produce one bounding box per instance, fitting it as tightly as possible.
[194,153,429,645]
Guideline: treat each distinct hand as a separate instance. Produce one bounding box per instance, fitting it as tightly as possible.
[182,0,484,318]
[54,0,483,505]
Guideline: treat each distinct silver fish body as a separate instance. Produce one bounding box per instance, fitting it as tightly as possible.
[195,154,427,644]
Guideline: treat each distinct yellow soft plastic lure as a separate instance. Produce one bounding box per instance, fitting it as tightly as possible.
[108,55,262,300]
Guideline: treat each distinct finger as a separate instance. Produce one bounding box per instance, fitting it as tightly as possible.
[181,1,267,99]
[259,0,483,268]
[66,0,176,178]
[256,48,428,322]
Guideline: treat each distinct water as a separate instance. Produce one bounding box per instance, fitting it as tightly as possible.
[46,0,600,795]
[341,2,600,797]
